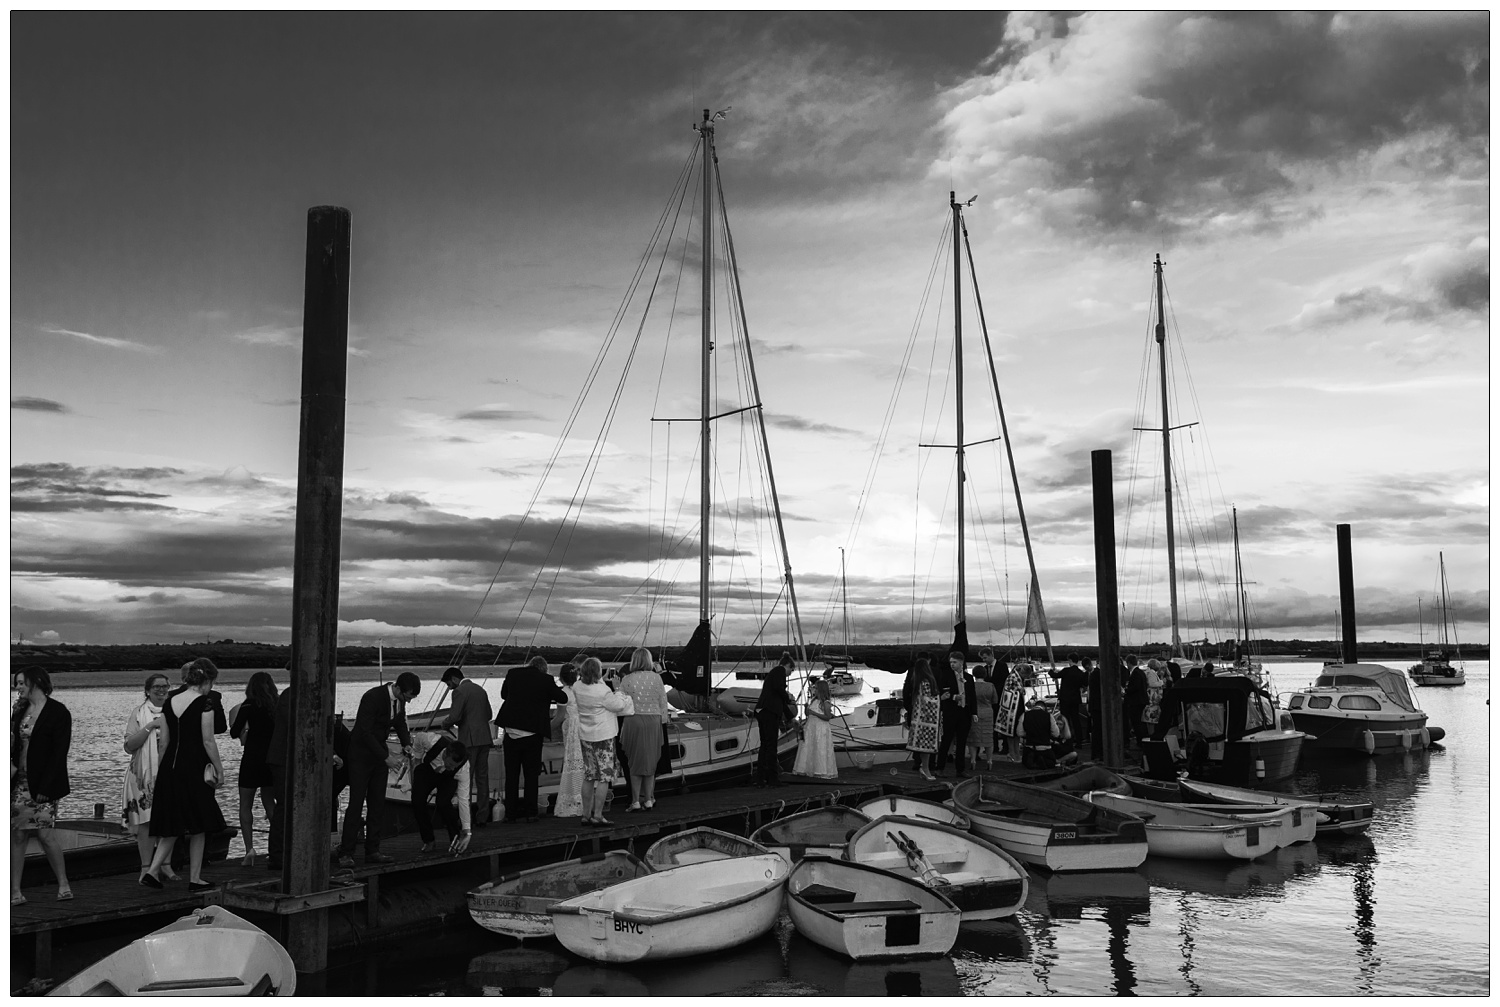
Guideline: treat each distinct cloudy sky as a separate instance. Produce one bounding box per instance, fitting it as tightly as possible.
[9,12,1490,653]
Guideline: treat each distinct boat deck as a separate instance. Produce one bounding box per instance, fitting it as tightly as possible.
[10,760,1052,985]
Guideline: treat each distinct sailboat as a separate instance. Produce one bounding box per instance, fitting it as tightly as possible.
[1221,507,1266,686]
[815,549,868,696]
[1409,552,1466,686]
[830,192,1055,765]
[1127,255,1304,781]
[393,110,801,814]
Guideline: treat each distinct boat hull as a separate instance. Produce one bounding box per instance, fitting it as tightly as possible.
[855,795,969,831]
[830,699,910,770]
[844,816,1028,922]
[751,807,872,865]
[1410,673,1465,687]
[645,827,771,869]
[951,777,1148,873]
[467,851,654,941]
[551,855,788,964]
[1167,777,1375,837]
[1288,711,1431,754]
[47,906,295,996]
[787,856,960,960]
[1085,792,1285,860]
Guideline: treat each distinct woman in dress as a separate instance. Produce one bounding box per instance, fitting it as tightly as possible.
[10,666,72,905]
[572,657,632,827]
[616,647,670,811]
[970,664,999,770]
[122,673,174,883]
[550,663,585,819]
[905,657,940,782]
[231,672,278,865]
[142,659,227,891]
[792,677,837,779]
[995,660,1026,763]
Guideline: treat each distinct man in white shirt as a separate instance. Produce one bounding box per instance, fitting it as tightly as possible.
[410,732,472,853]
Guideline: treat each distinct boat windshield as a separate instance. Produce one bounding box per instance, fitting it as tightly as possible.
[1246,692,1275,732]
[1183,702,1226,740]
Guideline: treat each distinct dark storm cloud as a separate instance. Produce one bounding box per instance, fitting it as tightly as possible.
[1286,238,1489,329]
[12,397,68,413]
[765,413,860,437]
[11,462,178,512]
[945,11,1489,238]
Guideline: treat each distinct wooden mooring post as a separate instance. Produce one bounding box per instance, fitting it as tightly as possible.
[1091,449,1127,769]
[283,205,352,973]
[1336,523,1358,664]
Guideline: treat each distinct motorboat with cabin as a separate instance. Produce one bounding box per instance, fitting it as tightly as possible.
[1285,662,1441,755]
[1137,674,1307,785]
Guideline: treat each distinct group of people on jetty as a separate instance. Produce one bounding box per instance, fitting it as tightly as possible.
[899,648,1225,781]
[10,646,846,896]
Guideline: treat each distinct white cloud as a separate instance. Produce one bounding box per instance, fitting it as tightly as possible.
[41,326,156,353]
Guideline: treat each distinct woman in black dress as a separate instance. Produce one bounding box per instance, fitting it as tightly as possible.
[142,659,226,891]
[9,666,72,904]
[231,672,278,866]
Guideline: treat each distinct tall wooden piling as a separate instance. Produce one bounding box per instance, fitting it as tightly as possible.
[1337,523,1357,664]
[1091,450,1126,768]
[284,206,352,973]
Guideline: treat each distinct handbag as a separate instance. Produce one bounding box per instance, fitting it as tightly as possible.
[203,764,220,787]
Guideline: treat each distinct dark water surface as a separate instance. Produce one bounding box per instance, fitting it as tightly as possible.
[48,660,1489,996]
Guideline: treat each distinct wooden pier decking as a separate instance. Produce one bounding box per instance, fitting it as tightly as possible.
[12,761,1037,987]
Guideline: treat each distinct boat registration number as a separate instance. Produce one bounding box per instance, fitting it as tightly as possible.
[1051,829,1077,841]
[471,895,524,911]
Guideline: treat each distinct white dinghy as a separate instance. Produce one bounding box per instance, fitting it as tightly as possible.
[48,906,296,996]
[787,855,960,960]
[951,776,1149,872]
[550,854,788,964]
[844,816,1028,922]
[644,826,771,868]
[1084,791,1286,860]
[467,850,654,941]
[750,806,871,865]
[856,794,970,830]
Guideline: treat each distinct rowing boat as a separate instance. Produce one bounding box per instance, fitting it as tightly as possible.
[950,776,1148,872]
[855,794,969,830]
[787,855,960,960]
[644,826,771,868]
[467,850,654,940]
[550,854,788,963]
[48,906,295,996]
[750,806,871,864]
[844,816,1028,921]
[1083,791,1285,860]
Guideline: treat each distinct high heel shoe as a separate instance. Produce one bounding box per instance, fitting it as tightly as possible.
[643,799,655,810]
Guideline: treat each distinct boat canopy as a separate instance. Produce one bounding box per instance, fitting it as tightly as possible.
[1155,675,1277,742]
[1313,663,1420,712]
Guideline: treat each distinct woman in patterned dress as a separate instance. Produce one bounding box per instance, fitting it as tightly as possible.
[905,657,940,781]
[572,657,633,827]
[550,663,585,818]
[616,647,671,811]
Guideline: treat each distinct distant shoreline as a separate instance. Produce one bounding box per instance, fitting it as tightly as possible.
[12,639,1485,679]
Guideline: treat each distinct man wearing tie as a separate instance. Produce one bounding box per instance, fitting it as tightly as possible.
[438,666,495,826]
[336,672,421,867]
[933,650,978,778]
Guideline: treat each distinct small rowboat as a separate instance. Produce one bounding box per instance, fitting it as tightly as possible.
[855,794,969,830]
[1011,764,1134,796]
[467,851,654,940]
[1083,791,1286,860]
[1164,776,1376,836]
[644,826,771,868]
[550,854,789,963]
[1167,802,1316,845]
[787,855,960,960]
[844,816,1028,921]
[48,905,296,996]
[951,776,1148,872]
[750,806,871,864]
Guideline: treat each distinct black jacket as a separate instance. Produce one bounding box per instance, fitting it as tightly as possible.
[350,683,412,766]
[494,666,567,740]
[14,699,71,802]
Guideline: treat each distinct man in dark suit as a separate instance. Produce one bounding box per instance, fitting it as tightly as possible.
[439,666,495,825]
[933,650,977,777]
[1050,653,1090,746]
[336,672,420,866]
[493,656,567,822]
[411,734,471,853]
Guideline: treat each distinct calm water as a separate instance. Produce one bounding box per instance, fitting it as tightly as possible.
[47,660,1489,996]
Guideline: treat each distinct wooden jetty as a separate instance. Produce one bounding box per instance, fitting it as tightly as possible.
[11,762,1047,987]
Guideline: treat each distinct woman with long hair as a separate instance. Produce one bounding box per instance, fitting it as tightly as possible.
[572,658,632,827]
[10,666,72,904]
[231,671,278,865]
[551,663,585,818]
[142,658,227,890]
[905,657,940,781]
[791,677,837,779]
[122,673,174,883]
[616,647,670,811]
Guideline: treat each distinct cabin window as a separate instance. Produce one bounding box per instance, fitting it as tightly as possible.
[1337,695,1381,711]
[714,738,739,752]
[1288,695,1304,709]
[1307,696,1332,709]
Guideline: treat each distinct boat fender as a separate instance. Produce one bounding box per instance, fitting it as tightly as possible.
[1428,726,1445,744]
[1361,730,1375,755]
[1401,731,1412,750]
[1419,727,1430,749]
[1255,759,1265,780]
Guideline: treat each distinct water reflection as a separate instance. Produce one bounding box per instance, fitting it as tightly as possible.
[785,934,962,996]
[464,947,572,995]
[551,931,787,996]
[1141,841,1321,899]
[1018,869,1151,995]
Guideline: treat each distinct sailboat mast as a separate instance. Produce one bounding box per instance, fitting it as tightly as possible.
[1439,551,1452,652]
[951,191,967,628]
[1155,254,1182,655]
[698,109,714,626]
[840,548,850,653]
[1233,507,1247,652]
